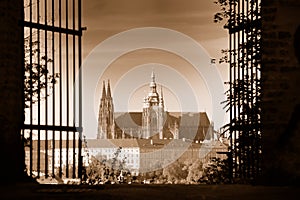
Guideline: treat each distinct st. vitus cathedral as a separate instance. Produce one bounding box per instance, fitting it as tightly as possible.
[97,72,214,141]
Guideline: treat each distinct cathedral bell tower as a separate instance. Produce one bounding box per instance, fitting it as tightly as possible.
[142,71,165,139]
[97,80,115,139]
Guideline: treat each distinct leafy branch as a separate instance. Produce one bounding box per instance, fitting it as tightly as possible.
[24,35,60,108]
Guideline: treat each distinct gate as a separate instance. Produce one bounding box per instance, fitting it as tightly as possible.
[22,0,83,180]
[227,0,262,181]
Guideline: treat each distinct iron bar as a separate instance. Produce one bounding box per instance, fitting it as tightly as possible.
[59,0,63,178]
[29,0,33,178]
[228,2,234,181]
[78,0,83,179]
[37,0,41,178]
[22,124,82,132]
[228,0,261,182]
[66,0,69,178]
[23,21,82,36]
[51,0,56,177]
[44,0,48,178]
[72,0,77,179]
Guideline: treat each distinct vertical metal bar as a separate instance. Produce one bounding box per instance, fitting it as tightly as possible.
[66,0,69,178]
[245,0,248,179]
[29,0,33,178]
[21,1,26,179]
[237,0,242,179]
[44,0,48,178]
[245,0,249,178]
[253,0,260,178]
[255,0,261,178]
[244,0,247,179]
[233,0,238,178]
[37,0,41,178]
[241,0,244,179]
[238,0,242,178]
[257,0,262,175]
[78,0,83,179]
[229,0,233,182]
[59,0,63,178]
[72,0,76,179]
[51,0,55,177]
[250,0,254,180]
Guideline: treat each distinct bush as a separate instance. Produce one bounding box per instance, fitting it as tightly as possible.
[199,157,230,184]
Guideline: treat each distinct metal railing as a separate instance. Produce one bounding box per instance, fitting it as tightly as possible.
[22,0,83,180]
[228,0,262,182]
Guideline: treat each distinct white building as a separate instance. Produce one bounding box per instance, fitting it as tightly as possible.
[86,139,140,175]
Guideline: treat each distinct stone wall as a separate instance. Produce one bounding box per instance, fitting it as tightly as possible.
[262,0,300,185]
[0,0,24,182]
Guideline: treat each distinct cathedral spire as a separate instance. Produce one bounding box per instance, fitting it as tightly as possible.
[98,79,115,139]
[151,70,155,82]
[107,79,112,98]
[101,81,106,99]
[150,69,156,88]
[147,70,159,106]
[159,85,164,107]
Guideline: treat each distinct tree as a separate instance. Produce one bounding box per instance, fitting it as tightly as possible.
[82,147,131,185]
[184,159,203,184]
[163,160,188,184]
[24,34,60,108]
[199,157,230,184]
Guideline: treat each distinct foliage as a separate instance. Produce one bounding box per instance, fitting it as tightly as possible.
[184,159,204,183]
[137,169,166,184]
[133,159,204,184]
[82,147,131,185]
[163,160,189,184]
[213,0,231,24]
[199,157,230,184]
[24,35,60,108]
[214,0,262,181]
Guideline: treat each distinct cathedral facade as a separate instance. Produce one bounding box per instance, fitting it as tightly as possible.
[97,80,115,139]
[97,73,214,141]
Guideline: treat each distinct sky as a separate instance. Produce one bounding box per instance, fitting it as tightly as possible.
[82,0,228,59]
[80,0,229,137]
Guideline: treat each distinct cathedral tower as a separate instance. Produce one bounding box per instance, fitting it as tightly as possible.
[97,80,115,139]
[142,71,165,139]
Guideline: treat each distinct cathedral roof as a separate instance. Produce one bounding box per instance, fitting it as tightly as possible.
[114,112,143,128]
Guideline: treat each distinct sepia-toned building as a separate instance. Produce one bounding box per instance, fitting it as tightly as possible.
[25,138,227,177]
[141,71,165,139]
[97,80,115,139]
[98,72,215,142]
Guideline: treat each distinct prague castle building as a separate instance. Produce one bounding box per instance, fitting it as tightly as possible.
[97,72,215,142]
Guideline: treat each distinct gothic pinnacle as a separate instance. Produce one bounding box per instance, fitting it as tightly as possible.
[101,81,106,99]
[107,79,112,98]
